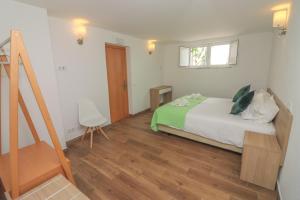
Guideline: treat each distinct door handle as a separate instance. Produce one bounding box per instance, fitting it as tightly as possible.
[123,80,127,90]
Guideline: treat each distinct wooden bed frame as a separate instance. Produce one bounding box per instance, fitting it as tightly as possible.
[158,88,293,165]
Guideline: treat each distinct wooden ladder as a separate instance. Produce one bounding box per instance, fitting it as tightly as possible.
[0,30,75,199]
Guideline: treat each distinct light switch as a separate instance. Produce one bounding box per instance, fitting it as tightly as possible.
[58,66,67,71]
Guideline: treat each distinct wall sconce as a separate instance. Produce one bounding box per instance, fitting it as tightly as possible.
[272,9,288,35]
[73,18,89,45]
[147,40,156,55]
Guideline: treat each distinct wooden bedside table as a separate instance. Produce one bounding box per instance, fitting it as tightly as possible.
[150,85,172,111]
[240,131,282,190]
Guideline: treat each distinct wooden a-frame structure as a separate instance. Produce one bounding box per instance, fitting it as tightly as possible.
[0,30,75,199]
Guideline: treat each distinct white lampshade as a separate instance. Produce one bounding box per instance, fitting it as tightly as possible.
[73,18,89,45]
[147,40,156,55]
[273,9,288,28]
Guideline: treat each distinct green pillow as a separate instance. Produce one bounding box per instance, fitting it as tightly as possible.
[230,91,255,115]
[232,85,251,102]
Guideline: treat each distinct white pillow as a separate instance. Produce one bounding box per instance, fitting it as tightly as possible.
[241,89,279,123]
[256,95,279,123]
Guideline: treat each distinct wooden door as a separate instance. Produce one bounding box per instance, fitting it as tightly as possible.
[105,44,129,123]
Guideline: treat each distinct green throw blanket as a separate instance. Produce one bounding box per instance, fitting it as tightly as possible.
[151,96,207,131]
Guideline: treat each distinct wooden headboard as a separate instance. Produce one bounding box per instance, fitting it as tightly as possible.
[267,88,293,165]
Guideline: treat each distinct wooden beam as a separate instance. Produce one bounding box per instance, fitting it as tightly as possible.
[9,30,20,199]
[0,38,10,49]
[0,49,40,144]
[15,31,75,184]
[0,57,2,155]
[18,95,40,143]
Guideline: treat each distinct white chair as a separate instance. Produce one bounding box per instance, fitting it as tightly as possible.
[79,99,109,148]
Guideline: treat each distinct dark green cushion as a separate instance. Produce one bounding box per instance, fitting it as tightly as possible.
[230,91,255,115]
[232,85,251,102]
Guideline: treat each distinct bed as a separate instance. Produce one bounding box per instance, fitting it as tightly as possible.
[151,89,293,165]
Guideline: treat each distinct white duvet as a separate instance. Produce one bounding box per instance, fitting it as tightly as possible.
[184,98,275,148]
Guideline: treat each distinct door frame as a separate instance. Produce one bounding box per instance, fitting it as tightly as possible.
[105,43,130,123]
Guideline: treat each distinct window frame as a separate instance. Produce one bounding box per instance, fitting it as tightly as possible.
[179,39,239,69]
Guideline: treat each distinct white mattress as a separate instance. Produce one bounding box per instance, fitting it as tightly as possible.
[184,98,275,148]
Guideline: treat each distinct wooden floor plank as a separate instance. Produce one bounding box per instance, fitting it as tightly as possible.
[66,111,278,200]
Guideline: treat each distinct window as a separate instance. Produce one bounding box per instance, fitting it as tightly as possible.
[190,47,207,66]
[210,44,230,65]
[179,40,238,68]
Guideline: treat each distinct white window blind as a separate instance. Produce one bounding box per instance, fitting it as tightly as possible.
[228,40,239,65]
[179,47,190,67]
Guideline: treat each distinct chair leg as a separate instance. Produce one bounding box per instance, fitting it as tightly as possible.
[97,126,110,140]
[90,128,94,149]
[81,127,89,141]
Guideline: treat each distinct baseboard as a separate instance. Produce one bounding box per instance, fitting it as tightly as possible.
[65,124,113,147]
[277,180,282,200]
[129,108,151,117]
[65,135,82,146]
[64,108,150,147]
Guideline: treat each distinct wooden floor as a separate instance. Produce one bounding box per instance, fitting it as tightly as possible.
[66,112,278,200]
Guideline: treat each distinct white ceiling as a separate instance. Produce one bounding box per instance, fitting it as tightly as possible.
[16,0,290,42]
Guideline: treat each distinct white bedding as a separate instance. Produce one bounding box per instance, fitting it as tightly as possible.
[184,98,276,148]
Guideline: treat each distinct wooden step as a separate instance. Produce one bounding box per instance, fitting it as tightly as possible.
[19,175,89,200]
[0,141,69,195]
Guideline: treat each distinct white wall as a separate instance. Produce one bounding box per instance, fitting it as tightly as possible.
[161,32,273,99]
[48,17,162,141]
[268,1,300,200]
[0,0,66,152]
